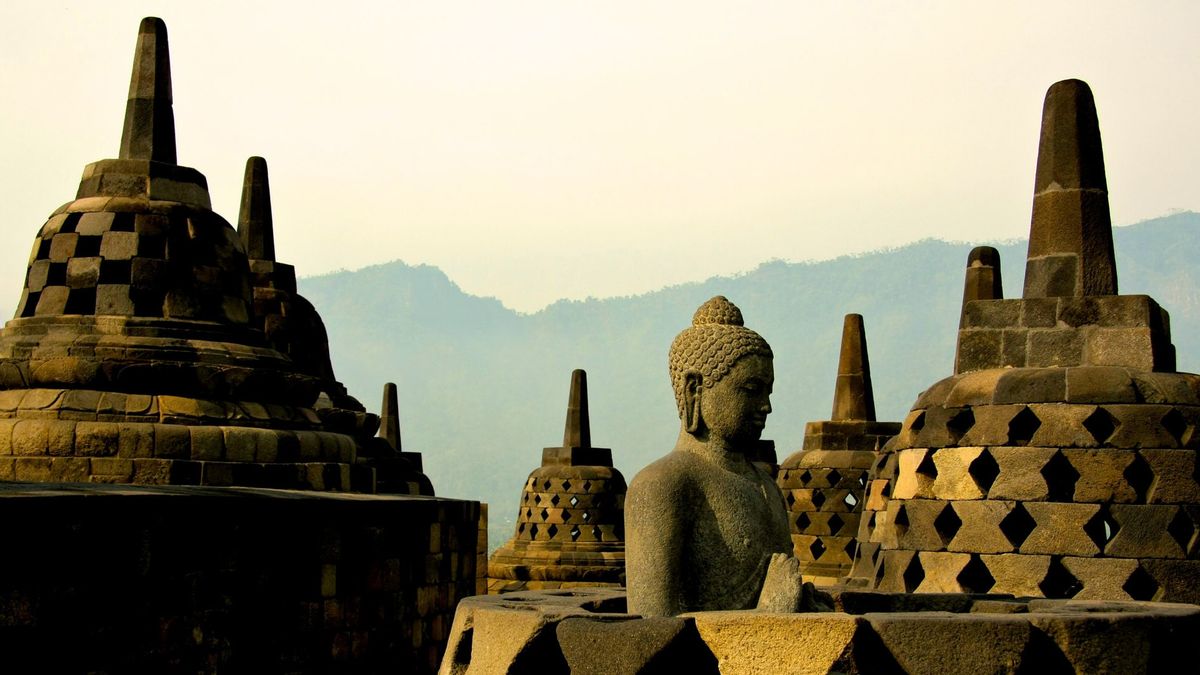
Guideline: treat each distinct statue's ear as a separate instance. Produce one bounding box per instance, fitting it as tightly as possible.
[683,372,703,434]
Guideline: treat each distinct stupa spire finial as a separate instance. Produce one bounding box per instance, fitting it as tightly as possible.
[1022,78,1117,298]
[119,17,176,164]
[562,369,591,449]
[831,314,876,422]
[381,382,401,452]
[238,156,276,261]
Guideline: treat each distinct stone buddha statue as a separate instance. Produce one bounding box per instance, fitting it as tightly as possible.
[626,296,819,617]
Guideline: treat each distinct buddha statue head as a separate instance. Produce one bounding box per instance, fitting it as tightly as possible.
[668,296,774,449]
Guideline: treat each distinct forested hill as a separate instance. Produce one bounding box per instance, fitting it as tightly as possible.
[299,212,1200,547]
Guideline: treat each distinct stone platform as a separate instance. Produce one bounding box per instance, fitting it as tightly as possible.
[440,587,1199,674]
[0,482,478,673]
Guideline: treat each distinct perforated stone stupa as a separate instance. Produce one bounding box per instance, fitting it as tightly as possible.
[778,314,899,585]
[0,18,384,492]
[488,369,626,592]
[855,79,1200,603]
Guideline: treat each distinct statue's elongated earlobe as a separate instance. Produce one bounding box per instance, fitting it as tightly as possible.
[684,372,702,434]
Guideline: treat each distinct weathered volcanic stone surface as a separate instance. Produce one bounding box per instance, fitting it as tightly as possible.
[439,588,1200,674]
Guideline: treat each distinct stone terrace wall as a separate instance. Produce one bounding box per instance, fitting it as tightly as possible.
[0,483,478,673]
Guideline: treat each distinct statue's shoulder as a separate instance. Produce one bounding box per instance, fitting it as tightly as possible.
[628,450,705,501]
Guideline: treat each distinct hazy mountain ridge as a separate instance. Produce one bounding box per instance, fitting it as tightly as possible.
[299,212,1200,546]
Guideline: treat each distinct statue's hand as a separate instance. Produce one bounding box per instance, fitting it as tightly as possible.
[756,553,833,613]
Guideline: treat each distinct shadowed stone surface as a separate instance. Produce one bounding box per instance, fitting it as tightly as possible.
[119,18,175,164]
[779,314,899,584]
[0,482,478,674]
[627,297,818,616]
[488,369,625,592]
[238,156,275,261]
[856,79,1200,602]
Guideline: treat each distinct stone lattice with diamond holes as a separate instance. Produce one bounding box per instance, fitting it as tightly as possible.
[777,419,898,584]
[857,368,1200,602]
[487,465,627,593]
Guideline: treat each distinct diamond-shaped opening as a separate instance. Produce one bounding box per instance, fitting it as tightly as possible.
[1167,509,1195,555]
[582,511,592,523]
[934,504,963,546]
[1162,408,1188,446]
[1082,407,1119,446]
[569,495,580,507]
[550,494,560,506]
[529,523,540,539]
[534,494,542,505]
[785,491,797,508]
[539,508,549,521]
[902,555,925,593]
[1041,451,1080,502]
[592,525,602,540]
[843,492,859,509]
[518,523,525,534]
[874,557,887,588]
[968,450,1001,495]
[547,524,559,539]
[872,454,888,474]
[827,469,843,487]
[893,504,909,536]
[957,555,996,594]
[582,480,592,492]
[1122,566,1160,601]
[858,474,868,488]
[543,479,552,490]
[1039,558,1082,599]
[570,525,581,541]
[1007,407,1041,446]
[999,503,1037,549]
[1124,453,1154,503]
[561,480,572,491]
[796,512,812,531]
[828,513,846,535]
[525,508,532,519]
[1084,507,1120,551]
[809,538,827,560]
[916,449,938,478]
[910,411,926,433]
[812,491,827,509]
[522,493,529,504]
[946,408,976,444]
[843,538,858,559]
[799,470,813,485]
[867,511,877,532]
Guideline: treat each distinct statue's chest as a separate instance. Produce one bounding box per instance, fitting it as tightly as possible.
[693,474,787,557]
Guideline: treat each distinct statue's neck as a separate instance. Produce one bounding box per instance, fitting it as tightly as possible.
[674,431,753,473]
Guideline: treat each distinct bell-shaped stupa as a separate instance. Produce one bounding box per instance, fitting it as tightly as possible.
[488,369,626,592]
[0,18,363,490]
[778,314,899,584]
[855,80,1200,603]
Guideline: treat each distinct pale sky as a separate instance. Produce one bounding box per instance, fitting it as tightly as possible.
[2,2,1198,312]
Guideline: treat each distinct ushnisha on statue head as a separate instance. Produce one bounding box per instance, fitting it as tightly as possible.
[668,296,775,452]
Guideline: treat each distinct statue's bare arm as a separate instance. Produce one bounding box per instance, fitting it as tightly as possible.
[625,462,688,617]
